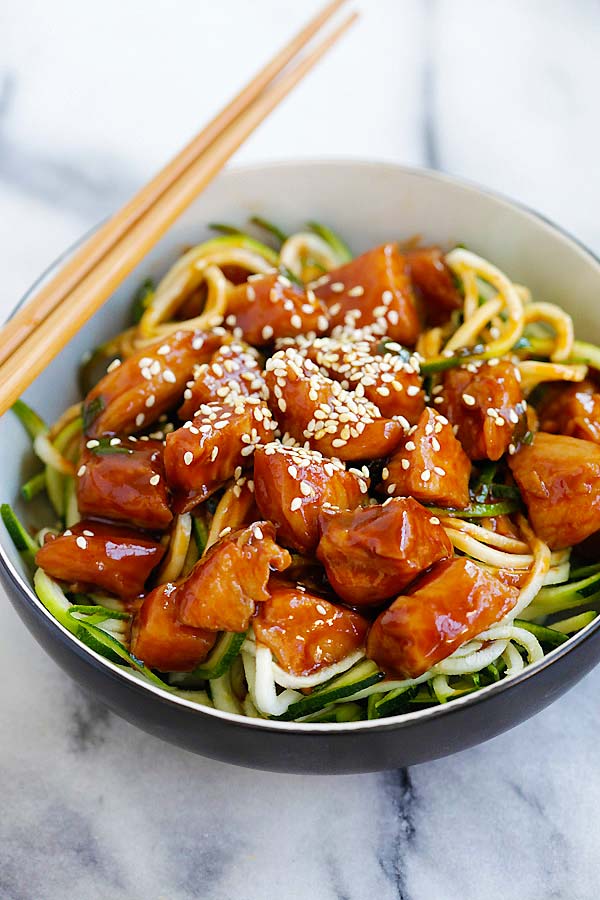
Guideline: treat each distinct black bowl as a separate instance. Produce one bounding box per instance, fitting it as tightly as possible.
[3,160,600,773]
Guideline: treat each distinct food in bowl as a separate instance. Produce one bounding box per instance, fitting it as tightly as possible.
[4,217,600,723]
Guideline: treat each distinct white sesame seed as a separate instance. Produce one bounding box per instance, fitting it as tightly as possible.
[106,358,121,372]
[401,458,410,470]
[434,466,446,477]
[406,385,420,397]
[253,525,264,540]
[462,393,476,406]
[210,446,219,462]
[262,325,274,341]
[421,470,431,482]
[405,441,416,451]
[429,516,441,525]
[157,344,171,356]
[348,285,364,298]
[77,464,87,477]
[163,369,176,384]
[145,394,156,408]
[149,474,161,486]
[86,439,100,449]
[135,413,145,427]
[183,451,194,466]
[76,536,87,550]
[387,483,397,495]
[299,480,313,496]
[290,497,303,512]
[330,282,345,293]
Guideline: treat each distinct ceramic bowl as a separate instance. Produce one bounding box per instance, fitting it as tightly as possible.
[2,160,600,773]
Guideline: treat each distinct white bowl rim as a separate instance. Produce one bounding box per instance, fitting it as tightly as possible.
[2,156,600,734]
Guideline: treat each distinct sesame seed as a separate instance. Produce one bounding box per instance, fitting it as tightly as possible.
[462,393,476,406]
[290,497,303,512]
[76,536,87,550]
[77,464,87,477]
[434,466,446,476]
[421,470,431,482]
[330,282,345,293]
[135,413,145,427]
[387,483,397,495]
[210,446,219,462]
[86,439,100,449]
[157,344,171,356]
[106,358,121,372]
[429,516,441,525]
[316,604,328,615]
[163,369,176,384]
[348,285,364,298]
[247,286,256,301]
[495,417,505,427]
[253,525,264,540]
[183,451,194,466]
[406,385,420,397]
[262,325,274,341]
[290,314,302,330]
[149,474,161,486]
[405,441,416,451]
[219,526,232,538]
[401,458,410,470]
[299,480,313,496]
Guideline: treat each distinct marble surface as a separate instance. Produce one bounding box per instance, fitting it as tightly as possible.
[2,1,600,897]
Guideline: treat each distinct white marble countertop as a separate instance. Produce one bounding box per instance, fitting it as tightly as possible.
[2,1,600,897]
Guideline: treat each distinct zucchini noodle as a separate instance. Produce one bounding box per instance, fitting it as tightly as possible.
[522,301,574,362]
[155,513,192,583]
[204,479,255,552]
[444,248,524,358]
[517,360,587,393]
[281,232,340,280]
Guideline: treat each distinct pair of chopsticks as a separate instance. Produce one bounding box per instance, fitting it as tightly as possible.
[0,0,357,416]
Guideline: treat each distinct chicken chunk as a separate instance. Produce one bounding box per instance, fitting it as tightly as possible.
[177,522,291,632]
[253,580,369,676]
[164,398,276,513]
[83,329,226,437]
[76,438,172,531]
[226,272,329,345]
[406,246,462,326]
[317,497,453,606]
[253,442,366,553]
[35,520,165,599]
[438,360,524,461]
[536,381,600,444]
[366,558,519,677]
[508,431,600,549]
[382,407,471,508]
[178,341,267,421]
[131,584,217,672]
[264,348,406,461]
[313,243,420,345]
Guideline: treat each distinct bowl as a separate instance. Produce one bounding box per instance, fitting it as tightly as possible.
[2,160,600,774]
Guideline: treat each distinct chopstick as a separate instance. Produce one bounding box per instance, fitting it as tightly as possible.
[0,0,352,377]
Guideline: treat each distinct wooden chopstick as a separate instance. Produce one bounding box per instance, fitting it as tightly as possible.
[0,0,349,370]
[0,10,357,416]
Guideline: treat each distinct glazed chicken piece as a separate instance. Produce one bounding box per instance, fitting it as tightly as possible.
[317,497,453,606]
[264,348,406,461]
[76,437,172,531]
[253,442,366,553]
[536,381,600,444]
[35,520,165,599]
[438,360,524,461]
[405,246,462,326]
[381,407,471,508]
[177,522,291,632]
[366,557,519,678]
[131,585,217,672]
[83,328,226,437]
[313,243,421,345]
[508,432,600,549]
[253,580,369,677]
[226,272,329,346]
[164,398,276,513]
[298,335,425,423]
[179,341,267,420]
